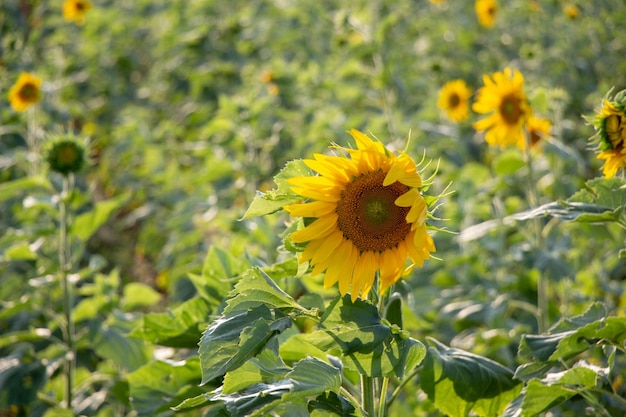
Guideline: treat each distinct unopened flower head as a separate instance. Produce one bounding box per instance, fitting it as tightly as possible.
[473,68,531,148]
[590,89,626,178]
[284,129,437,302]
[8,73,42,112]
[46,135,87,175]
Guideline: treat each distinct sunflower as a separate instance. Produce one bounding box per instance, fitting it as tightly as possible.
[63,0,92,25]
[517,116,552,150]
[472,68,531,148]
[8,72,42,112]
[437,80,472,122]
[590,90,626,178]
[476,0,497,28]
[284,129,435,302]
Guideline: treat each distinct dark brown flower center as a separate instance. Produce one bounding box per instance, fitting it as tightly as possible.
[448,93,461,109]
[335,170,411,253]
[18,82,38,101]
[499,93,523,125]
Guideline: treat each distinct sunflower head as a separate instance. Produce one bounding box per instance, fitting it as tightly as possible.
[63,0,92,25]
[284,129,438,302]
[589,89,626,178]
[46,135,87,175]
[8,73,42,112]
[472,68,531,148]
[476,0,497,28]
[517,116,552,151]
[437,80,472,123]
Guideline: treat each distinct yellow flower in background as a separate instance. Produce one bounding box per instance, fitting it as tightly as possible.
[429,0,445,4]
[472,68,530,148]
[8,72,42,112]
[590,91,626,178]
[437,80,472,122]
[564,3,580,19]
[284,129,436,302]
[476,0,497,28]
[517,116,552,150]
[63,0,92,25]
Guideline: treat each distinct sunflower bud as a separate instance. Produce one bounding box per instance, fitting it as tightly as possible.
[590,89,626,178]
[46,136,86,175]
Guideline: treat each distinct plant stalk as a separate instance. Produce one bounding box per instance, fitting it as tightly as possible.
[361,374,376,417]
[59,175,75,410]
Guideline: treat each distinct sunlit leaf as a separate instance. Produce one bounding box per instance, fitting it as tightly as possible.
[241,159,311,219]
[70,192,131,242]
[122,282,161,311]
[222,268,303,315]
[199,305,291,385]
[421,338,521,417]
[131,296,211,348]
[0,176,52,202]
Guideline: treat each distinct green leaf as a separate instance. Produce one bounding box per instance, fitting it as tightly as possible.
[520,364,600,416]
[222,337,290,394]
[210,358,341,417]
[122,282,161,311]
[199,305,291,385]
[0,347,46,407]
[241,159,311,219]
[569,177,626,209]
[0,176,52,202]
[3,242,37,261]
[291,296,425,377]
[493,149,525,176]
[309,392,358,417]
[222,268,303,315]
[283,357,341,398]
[171,394,212,412]
[190,246,246,304]
[517,302,625,363]
[127,357,203,416]
[131,296,211,348]
[70,192,131,242]
[91,317,150,372]
[421,338,521,417]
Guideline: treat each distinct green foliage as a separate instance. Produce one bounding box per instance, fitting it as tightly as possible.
[3,0,626,416]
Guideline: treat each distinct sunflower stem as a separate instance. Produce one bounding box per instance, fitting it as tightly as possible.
[59,175,75,410]
[377,376,389,417]
[523,131,549,333]
[361,374,376,417]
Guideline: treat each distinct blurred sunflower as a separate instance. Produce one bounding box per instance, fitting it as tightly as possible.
[472,68,530,148]
[284,129,436,302]
[437,80,472,122]
[8,72,42,112]
[476,0,497,28]
[590,90,626,178]
[517,116,552,150]
[63,0,92,25]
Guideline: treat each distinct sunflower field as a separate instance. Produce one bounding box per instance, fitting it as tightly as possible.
[2,1,626,416]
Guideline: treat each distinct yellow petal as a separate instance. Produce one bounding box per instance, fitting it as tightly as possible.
[290,213,338,243]
[284,201,336,217]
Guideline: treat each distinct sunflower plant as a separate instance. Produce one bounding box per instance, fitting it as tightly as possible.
[178,130,523,417]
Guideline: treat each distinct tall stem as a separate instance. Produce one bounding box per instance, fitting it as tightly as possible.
[59,175,75,409]
[361,374,376,417]
[523,133,548,333]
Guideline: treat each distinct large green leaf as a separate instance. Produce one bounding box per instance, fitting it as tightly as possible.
[289,296,425,378]
[91,316,150,372]
[210,357,341,417]
[241,159,310,219]
[222,337,290,394]
[70,192,131,242]
[518,302,626,364]
[130,296,211,348]
[519,363,601,417]
[127,357,204,416]
[421,338,521,417]
[0,176,52,202]
[222,268,303,315]
[199,305,292,385]
[188,246,246,304]
[121,282,161,311]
